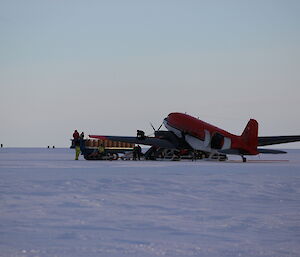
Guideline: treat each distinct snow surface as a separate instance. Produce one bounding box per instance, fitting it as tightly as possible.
[1,148,300,257]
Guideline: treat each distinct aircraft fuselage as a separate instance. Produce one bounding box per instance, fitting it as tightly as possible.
[164,112,258,155]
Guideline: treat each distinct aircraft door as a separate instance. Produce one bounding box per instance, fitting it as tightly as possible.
[210,133,224,149]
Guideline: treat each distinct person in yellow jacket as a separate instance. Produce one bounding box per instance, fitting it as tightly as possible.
[75,140,81,160]
[88,143,105,159]
[98,144,105,155]
[73,130,81,160]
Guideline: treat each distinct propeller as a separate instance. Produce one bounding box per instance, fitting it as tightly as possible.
[157,123,163,131]
[150,122,163,132]
[150,122,156,132]
[147,122,164,137]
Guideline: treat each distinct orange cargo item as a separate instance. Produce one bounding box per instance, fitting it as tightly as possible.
[85,138,134,148]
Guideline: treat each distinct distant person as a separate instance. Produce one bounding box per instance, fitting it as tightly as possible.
[79,132,85,149]
[136,145,142,160]
[73,130,80,142]
[1,144,3,148]
[73,130,80,160]
[132,145,142,160]
[73,130,79,146]
[133,146,137,160]
[98,143,105,154]
[80,132,84,140]
[89,143,105,159]
[137,130,145,139]
[74,139,80,160]
[53,146,55,148]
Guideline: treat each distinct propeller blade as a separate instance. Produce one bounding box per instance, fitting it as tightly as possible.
[150,122,156,131]
[157,123,163,131]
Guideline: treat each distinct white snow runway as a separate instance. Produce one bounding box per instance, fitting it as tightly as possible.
[0,148,300,257]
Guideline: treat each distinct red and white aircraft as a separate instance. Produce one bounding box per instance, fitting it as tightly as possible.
[90,112,300,161]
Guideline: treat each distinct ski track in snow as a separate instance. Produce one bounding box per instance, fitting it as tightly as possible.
[0,148,300,257]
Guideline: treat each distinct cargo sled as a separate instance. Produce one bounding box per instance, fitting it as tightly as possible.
[70,138,134,160]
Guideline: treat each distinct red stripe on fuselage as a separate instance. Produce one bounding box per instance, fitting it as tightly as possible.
[89,135,108,140]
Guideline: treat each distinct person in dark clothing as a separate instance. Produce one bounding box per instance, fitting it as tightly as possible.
[136,145,142,160]
[137,130,145,139]
[73,130,80,142]
[73,130,80,160]
[133,146,137,160]
[80,132,84,140]
[133,145,142,160]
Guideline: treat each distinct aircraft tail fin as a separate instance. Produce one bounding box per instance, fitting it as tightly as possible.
[241,119,259,154]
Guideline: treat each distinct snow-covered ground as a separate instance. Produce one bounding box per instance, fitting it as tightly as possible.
[1,148,300,257]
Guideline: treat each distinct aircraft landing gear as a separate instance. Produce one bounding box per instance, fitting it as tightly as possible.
[242,156,247,162]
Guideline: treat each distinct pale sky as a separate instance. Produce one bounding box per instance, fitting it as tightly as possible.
[1,0,300,148]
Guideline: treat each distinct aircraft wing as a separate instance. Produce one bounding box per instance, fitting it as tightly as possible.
[258,136,300,146]
[89,135,176,148]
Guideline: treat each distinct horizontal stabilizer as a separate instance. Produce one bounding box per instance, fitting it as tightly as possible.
[219,148,287,155]
[258,136,300,146]
[218,149,241,155]
[257,148,287,154]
